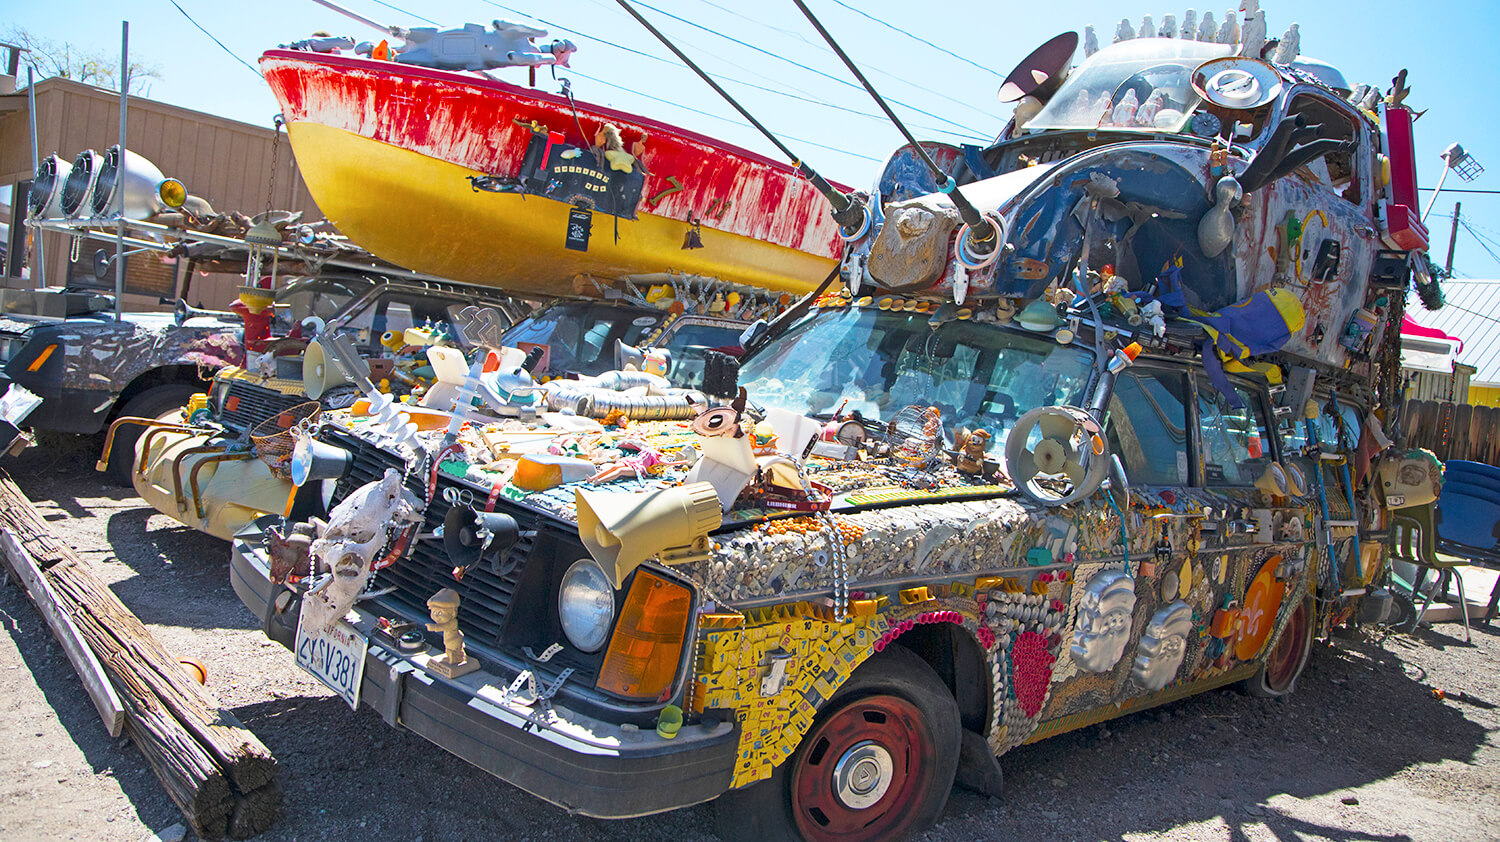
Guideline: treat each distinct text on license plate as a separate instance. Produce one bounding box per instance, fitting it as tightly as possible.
[294,607,368,710]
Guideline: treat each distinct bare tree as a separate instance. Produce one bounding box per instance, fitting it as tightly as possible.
[3,26,161,95]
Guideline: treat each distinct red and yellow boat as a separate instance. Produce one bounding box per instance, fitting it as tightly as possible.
[260,48,844,296]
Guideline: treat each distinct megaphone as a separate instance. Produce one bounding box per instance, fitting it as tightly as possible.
[1254,461,1289,497]
[442,505,522,575]
[28,154,72,219]
[290,426,353,487]
[303,339,354,399]
[1282,461,1307,498]
[576,481,721,588]
[59,149,104,218]
[615,340,670,376]
[89,145,187,220]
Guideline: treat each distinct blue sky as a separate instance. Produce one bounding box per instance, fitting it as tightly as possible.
[5,0,1499,277]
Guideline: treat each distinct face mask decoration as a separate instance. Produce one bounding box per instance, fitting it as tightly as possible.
[1131,600,1194,690]
[1070,568,1138,672]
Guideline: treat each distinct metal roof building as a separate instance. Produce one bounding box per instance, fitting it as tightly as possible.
[1405,280,1500,406]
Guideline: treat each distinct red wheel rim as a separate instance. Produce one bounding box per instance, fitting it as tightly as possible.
[1264,601,1308,691]
[790,695,934,841]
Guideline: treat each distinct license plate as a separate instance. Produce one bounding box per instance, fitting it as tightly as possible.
[294,604,368,710]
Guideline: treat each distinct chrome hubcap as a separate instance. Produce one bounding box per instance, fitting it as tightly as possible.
[831,740,894,809]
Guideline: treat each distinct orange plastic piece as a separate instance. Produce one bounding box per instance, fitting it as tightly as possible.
[597,569,693,701]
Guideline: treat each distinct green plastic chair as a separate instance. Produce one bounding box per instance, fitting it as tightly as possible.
[1390,504,1472,643]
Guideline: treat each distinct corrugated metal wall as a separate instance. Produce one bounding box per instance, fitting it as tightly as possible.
[0,77,324,309]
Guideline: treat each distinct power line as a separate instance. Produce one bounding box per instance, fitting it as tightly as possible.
[563,68,882,163]
[678,0,999,123]
[367,0,439,25]
[477,0,984,140]
[824,0,1003,80]
[166,0,262,78]
[622,0,981,136]
[1417,187,1500,194]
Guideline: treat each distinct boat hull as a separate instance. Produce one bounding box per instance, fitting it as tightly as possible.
[262,51,841,295]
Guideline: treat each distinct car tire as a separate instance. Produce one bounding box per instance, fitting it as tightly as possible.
[103,383,200,486]
[713,645,961,842]
[1243,598,1314,698]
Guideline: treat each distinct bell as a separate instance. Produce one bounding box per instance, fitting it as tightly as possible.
[682,220,704,250]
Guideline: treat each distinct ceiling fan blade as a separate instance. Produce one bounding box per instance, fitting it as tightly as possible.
[1011,448,1038,485]
[1063,457,1087,485]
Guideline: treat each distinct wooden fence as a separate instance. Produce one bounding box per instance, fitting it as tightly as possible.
[1401,399,1500,465]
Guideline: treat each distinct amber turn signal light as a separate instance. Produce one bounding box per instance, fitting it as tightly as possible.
[596,569,693,702]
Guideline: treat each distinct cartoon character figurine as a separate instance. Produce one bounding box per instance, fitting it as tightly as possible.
[1069,568,1138,672]
[955,429,991,475]
[426,587,478,678]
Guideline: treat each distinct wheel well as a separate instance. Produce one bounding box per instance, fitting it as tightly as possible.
[110,365,209,420]
[891,622,990,733]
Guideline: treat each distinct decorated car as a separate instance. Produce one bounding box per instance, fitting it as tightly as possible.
[227,10,1431,841]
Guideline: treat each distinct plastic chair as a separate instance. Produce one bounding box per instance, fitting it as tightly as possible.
[1389,504,1471,643]
[1434,460,1500,627]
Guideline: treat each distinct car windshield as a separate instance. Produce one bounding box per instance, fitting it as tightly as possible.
[501,302,665,376]
[274,277,372,332]
[1026,39,1232,133]
[741,306,1096,448]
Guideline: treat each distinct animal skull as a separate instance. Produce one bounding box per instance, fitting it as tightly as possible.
[301,468,422,634]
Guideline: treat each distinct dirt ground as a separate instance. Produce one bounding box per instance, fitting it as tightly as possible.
[2,439,1498,842]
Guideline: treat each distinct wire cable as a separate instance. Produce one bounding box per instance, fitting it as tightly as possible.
[824,0,1003,80]
[166,0,262,78]
[476,0,985,140]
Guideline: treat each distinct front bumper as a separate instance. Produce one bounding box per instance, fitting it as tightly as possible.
[229,517,738,818]
[134,428,294,541]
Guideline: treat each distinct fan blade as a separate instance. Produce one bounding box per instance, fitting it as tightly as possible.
[1063,456,1087,485]
[1038,409,1078,443]
[1011,448,1038,484]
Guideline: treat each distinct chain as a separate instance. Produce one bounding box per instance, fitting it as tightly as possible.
[790,459,849,620]
[69,233,82,264]
[264,115,284,219]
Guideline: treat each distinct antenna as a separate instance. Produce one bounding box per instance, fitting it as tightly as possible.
[791,0,997,256]
[612,0,868,237]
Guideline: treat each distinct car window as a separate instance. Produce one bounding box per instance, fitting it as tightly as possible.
[1196,379,1273,485]
[1106,369,1190,485]
[661,321,744,389]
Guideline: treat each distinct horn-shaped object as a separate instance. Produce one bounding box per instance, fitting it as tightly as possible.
[1254,461,1288,497]
[1282,461,1307,497]
[303,339,355,399]
[28,154,73,219]
[997,31,1079,104]
[290,426,353,487]
[89,145,187,219]
[575,481,721,588]
[60,149,104,217]
[442,505,522,573]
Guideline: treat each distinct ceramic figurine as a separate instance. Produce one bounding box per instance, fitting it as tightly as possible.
[1160,14,1177,38]
[1240,0,1267,58]
[1114,18,1135,43]
[1217,11,1239,45]
[1273,22,1300,64]
[426,588,479,678]
[1084,24,1099,57]
[1197,11,1216,42]
[1138,15,1156,38]
[1180,9,1197,41]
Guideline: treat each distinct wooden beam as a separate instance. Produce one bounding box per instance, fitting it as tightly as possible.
[0,528,127,737]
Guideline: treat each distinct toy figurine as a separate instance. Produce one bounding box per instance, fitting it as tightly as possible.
[955,429,990,475]
[426,588,478,678]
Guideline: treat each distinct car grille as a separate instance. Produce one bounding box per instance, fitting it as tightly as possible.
[324,428,537,650]
[218,380,306,433]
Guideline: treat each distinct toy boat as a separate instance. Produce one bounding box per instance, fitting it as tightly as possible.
[260,41,843,297]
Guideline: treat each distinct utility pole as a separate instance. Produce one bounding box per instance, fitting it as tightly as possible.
[1445,200,1461,278]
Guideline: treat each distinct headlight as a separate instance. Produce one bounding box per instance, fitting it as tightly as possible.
[559,558,615,653]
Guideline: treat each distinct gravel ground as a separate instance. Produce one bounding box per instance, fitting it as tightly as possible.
[2,438,1498,842]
